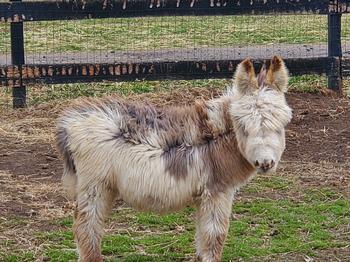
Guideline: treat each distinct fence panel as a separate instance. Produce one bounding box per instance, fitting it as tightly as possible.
[1,0,350,107]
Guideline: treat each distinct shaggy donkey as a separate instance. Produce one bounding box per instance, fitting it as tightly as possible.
[56,56,292,262]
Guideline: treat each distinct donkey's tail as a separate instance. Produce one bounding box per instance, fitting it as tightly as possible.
[56,123,77,200]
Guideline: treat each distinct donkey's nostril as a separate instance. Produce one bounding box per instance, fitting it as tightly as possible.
[255,160,259,167]
[263,159,270,168]
[271,160,275,168]
[261,159,273,172]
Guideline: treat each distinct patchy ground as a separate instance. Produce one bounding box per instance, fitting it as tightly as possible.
[0,88,349,261]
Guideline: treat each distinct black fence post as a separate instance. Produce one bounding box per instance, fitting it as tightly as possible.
[10,0,26,108]
[327,1,343,93]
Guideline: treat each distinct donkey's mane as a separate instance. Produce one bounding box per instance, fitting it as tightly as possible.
[228,86,292,134]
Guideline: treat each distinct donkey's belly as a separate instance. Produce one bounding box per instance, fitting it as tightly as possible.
[109,143,203,213]
[115,169,200,214]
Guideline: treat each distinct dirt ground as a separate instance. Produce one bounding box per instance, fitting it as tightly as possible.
[0,88,349,261]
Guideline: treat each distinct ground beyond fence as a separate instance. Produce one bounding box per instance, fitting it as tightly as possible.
[1,0,350,107]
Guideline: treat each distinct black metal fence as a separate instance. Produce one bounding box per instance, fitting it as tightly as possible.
[1,0,350,107]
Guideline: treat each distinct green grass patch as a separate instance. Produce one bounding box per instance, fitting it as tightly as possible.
[43,249,77,262]
[243,175,294,194]
[51,217,74,228]
[1,190,345,262]
[222,198,349,259]
[0,184,348,261]
[103,235,137,255]
[37,230,75,248]
[36,230,77,261]
[0,23,10,54]
[0,74,335,108]
[0,252,35,262]
[0,79,229,106]
[0,14,349,54]
[138,233,194,259]
[289,75,327,93]
[135,207,195,230]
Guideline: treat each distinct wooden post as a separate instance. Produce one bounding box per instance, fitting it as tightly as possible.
[11,0,26,108]
[327,1,343,93]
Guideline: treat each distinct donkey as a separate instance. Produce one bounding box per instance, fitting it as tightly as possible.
[56,56,292,262]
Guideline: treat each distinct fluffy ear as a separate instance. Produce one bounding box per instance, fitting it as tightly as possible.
[234,58,258,94]
[265,56,289,92]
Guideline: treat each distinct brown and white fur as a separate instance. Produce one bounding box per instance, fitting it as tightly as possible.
[56,56,292,262]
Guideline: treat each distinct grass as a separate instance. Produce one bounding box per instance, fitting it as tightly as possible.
[1,179,348,262]
[288,75,327,93]
[0,14,350,54]
[0,252,35,262]
[22,15,325,53]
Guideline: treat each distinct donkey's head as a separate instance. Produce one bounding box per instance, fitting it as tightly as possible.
[229,56,292,174]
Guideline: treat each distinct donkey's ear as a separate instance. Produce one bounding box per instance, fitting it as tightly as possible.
[234,58,258,94]
[265,56,289,92]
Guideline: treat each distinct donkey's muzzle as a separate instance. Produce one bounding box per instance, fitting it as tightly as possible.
[255,159,275,173]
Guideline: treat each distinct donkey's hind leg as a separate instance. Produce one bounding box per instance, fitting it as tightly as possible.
[195,190,234,262]
[73,181,117,262]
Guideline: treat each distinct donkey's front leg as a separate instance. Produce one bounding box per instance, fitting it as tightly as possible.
[73,182,117,262]
[195,190,234,262]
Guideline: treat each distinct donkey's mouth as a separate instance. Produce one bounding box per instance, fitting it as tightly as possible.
[256,165,277,174]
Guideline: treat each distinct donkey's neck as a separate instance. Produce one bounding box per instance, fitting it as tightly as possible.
[193,96,255,190]
[195,95,234,141]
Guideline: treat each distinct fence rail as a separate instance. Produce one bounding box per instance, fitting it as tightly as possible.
[2,57,335,84]
[1,0,350,107]
[1,0,346,22]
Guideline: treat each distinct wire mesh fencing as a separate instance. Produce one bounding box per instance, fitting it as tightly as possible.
[21,14,331,65]
[1,0,350,107]
[342,13,350,82]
